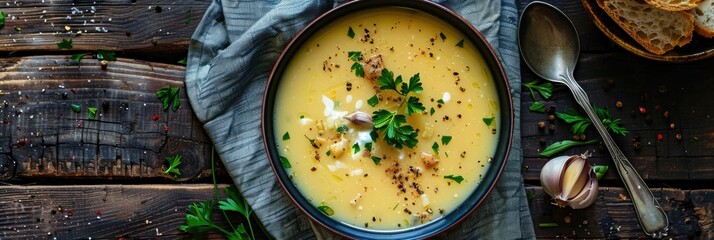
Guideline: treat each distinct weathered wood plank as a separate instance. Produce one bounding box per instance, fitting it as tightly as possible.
[520,51,714,181]
[0,0,209,53]
[0,184,261,239]
[527,187,709,239]
[0,56,212,180]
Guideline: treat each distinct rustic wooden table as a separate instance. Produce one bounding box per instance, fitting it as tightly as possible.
[0,0,711,239]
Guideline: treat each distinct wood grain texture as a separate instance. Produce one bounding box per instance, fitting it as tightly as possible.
[0,56,213,180]
[527,186,710,239]
[0,184,253,239]
[0,0,209,53]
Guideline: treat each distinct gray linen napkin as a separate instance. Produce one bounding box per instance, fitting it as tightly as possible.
[185,0,534,239]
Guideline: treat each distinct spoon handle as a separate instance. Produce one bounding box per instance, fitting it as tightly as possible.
[561,71,669,238]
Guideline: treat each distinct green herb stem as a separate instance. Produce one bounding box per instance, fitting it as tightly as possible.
[211,149,237,231]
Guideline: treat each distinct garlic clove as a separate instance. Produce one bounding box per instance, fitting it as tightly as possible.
[568,171,599,209]
[540,152,599,209]
[344,111,374,128]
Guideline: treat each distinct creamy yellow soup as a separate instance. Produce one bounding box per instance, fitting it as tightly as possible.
[273,7,500,230]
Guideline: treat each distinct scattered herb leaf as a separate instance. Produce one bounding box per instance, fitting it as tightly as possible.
[347,26,355,38]
[184,7,192,25]
[441,136,452,145]
[70,104,81,113]
[529,102,546,113]
[351,62,364,78]
[318,205,334,216]
[367,95,379,107]
[365,142,373,151]
[538,223,558,228]
[456,39,464,48]
[279,156,291,168]
[556,107,628,136]
[432,142,439,154]
[164,154,182,177]
[88,107,97,120]
[523,80,552,100]
[371,156,381,165]
[57,38,73,49]
[71,52,92,62]
[348,51,362,61]
[282,132,290,141]
[0,11,6,29]
[304,135,318,148]
[436,99,445,104]
[439,32,446,41]
[336,125,349,134]
[352,143,360,154]
[97,49,117,61]
[593,165,609,180]
[483,117,495,126]
[444,175,464,183]
[156,85,181,112]
[540,140,598,157]
[526,190,536,201]
[326,150,331,156]
[370,130,378,142]
[178,57,187,65]
[429,107,435,116]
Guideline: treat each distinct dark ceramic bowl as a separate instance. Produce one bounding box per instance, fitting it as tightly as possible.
[262,0,513,238]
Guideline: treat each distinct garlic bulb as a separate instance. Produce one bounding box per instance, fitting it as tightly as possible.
[540,152,599,209]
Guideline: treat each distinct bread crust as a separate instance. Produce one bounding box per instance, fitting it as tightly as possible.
[597,0,695,55]
[644,0,704,11]
[691,0,714,37]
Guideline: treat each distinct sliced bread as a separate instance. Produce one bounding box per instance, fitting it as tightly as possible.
[644,0,704,11]
[690,0,714,37]
[597,0,695,55]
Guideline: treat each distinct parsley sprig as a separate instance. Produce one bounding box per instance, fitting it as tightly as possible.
[156,85,181,112]
[372,68,424,149]
[523,80,552,100]
[164,154,181,177]
[555,107,628,136]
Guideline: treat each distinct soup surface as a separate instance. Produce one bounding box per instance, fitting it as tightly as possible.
[273,6,500,230]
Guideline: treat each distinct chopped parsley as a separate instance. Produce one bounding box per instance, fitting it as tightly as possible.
[441,136,452,145]
[444,175,464,183]
[336,125,349,134]
[326,150,331,156]
[436,99,445,104]
[318,205,334,216]
[347,26,355,38]
[482,117,495,126]
[282,132,290,141]
[88,107,97,120]
[164,154,182,177]
[371,156,381,165]
[456,39,464,48]
[0,11,6,29]
[429,107,435,116]
[439,32,446,41]
[432,142,439,154]
[97,49,117,61]
[184,7,192,25]
[529,102,546,113]
[593,165,608,180]
[365,142,373,151]
[348,51,365,77]
[352,143,360,154]
[367,95,379,107]
[57,38,73,49]
[156,85,181,112]
[279,156,292,168]
[71,52,92,62]
[178,57,187,65]
[304,135,318,148]
[70,104,81,113]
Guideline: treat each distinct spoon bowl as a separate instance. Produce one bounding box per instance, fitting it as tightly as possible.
[518,1,669,238]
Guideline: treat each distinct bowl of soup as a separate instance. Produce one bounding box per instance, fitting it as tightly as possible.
[262,0,513,238]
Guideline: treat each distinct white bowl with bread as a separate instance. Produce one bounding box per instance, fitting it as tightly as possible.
[582,0,714,62]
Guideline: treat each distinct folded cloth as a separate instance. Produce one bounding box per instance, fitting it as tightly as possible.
[185,0,534,239]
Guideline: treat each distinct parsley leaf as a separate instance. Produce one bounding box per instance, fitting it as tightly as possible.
[178,201,215,235]
[593,165,608,180]
[70,104,81,113]
[529,102,546,113]
[456,39,464,48]
[367,95,379,107]
[156,85,181,112]
[348,51,364,77]
[436,99,445,104]
[351,62,364,77]
[555,107,628,136]
[540,140,598,157]
[97,49,117,61]
[57,38,73,49]
[405,96,425,116]
[347,26,355,38]
[348,51,362,61]
[352,143,360,154]
[164,154,182,177]
[318,205,334,216]
[279,156,291,168]
[444,175,464,183]
[365,142,373,151]
[71,52,92,62]
[218,188,252,218]
[336,125,349,134]
[441,136,452,145]
[439,32,446,41]
[326,150,331,156]
[178,57,187,65]
[402,73,423,95]
[432,142,439,154]
[523,80,552,100]
[483,117,495,126]
[429,107,435,116]
[377,69,400,92]
[371,156,381,165]
[0,11,6,29]
[282,132,290,141]
[88,107,97,120]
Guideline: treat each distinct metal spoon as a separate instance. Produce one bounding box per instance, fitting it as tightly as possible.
[517,1,669,238]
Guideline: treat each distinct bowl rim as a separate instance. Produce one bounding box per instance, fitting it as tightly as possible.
[261,0,514,238]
